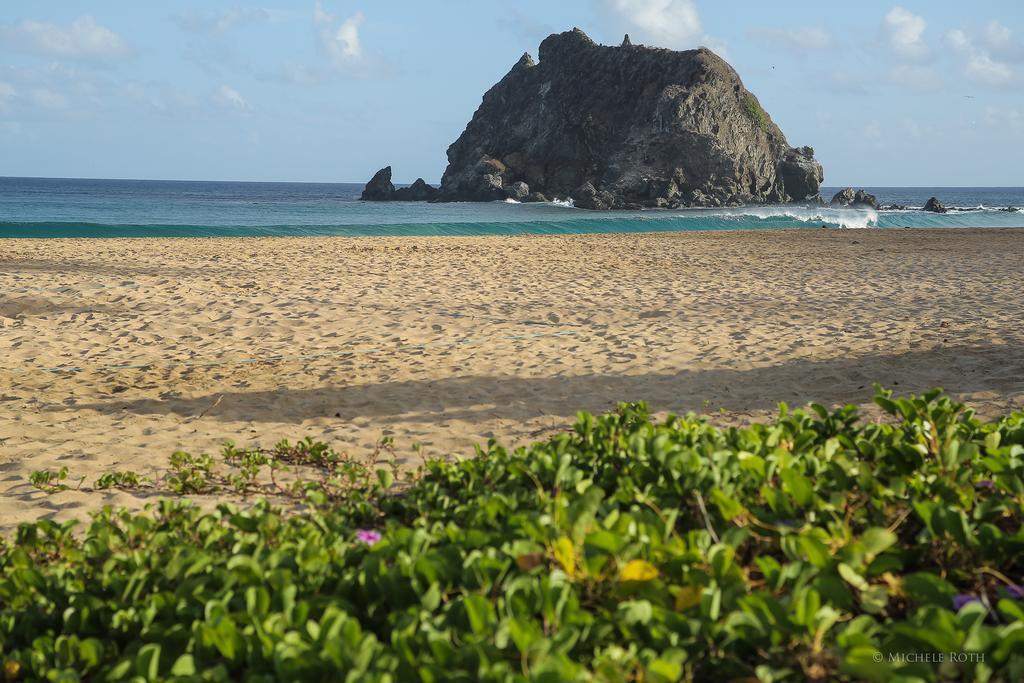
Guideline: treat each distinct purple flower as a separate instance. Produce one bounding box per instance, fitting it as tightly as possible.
[1007,585,1024,600]
[356,529,382,546]
[953,594,980,610]
[975,480,995,490]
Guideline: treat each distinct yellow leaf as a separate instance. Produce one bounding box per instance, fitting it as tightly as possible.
[675,585,702,611]
[5,660,20,679]
[881,572,904,597]
[552,536,576,577]
[621,559,659,582]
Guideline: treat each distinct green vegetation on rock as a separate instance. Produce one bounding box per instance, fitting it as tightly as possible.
[3,387,1024,681]
[743,93,770,133]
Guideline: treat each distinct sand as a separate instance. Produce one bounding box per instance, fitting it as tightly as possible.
[2,228,1023,530]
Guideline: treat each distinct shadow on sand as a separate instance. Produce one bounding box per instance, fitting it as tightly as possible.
[64,342,1024,425]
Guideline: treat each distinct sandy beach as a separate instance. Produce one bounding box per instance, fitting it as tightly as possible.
[2,228,1023,530]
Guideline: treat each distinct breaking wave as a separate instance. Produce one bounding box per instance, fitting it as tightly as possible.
[0,203,1020,238]
[709,205,879,229]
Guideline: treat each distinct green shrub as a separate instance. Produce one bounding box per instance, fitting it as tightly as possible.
[743,93,769,133]
[3,387,1024,681]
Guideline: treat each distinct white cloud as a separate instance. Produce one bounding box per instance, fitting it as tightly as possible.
[982,21,1024,64]
[214,84,250,110]
[335,14,364,59]
[314,1,365,68]
[752,26,832,51]
[966,52,1012,85]
[0,16,131,63]
[0,63,97,117]
[986,21,1012,50]
[947,29,1014,86]
[598,0,702,49]
[884,6,928,59]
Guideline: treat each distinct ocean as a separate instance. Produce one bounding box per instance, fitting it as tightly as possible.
[0,177,1021,238]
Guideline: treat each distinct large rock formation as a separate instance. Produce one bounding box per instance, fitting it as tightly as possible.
[435,29,823,208]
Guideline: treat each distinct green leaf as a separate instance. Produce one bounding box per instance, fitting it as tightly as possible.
[902,573,956,607]
[860,585,889,614]
[984,431,1001,451]
[780,467,814,507]
[134,643,160,680]
[421,582,441,610]
[647,657,683,683]
[376,469,395,489]
[77,639,103,669]
[585,529,624,554]
[462,594,494,635]
[838,563,868,591]
[618,600,653,626]
[170,654,196,676]
[799,534,831,568]
[710,488,743,521]
[792,588,821,628]
[860,528,897,559]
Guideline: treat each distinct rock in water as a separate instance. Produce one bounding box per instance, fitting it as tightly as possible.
[362,166,395,200]
[362,168,438,201]
[393,178,439,201]
[504,181,531,201]
[830,188,880,209]
[437,28,822,208]
[923,197,947,213]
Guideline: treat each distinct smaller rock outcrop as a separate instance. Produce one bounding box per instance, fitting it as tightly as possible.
[999,206,1019,213]
[393,178,439,201]
[361,166,395,200]
[923,197,947,213]
[504,181,530,201]
[780,147,825,201]
[361,167,438,201]
[830,188,880,210]
[438,155,508,202]
[573,182,616,210]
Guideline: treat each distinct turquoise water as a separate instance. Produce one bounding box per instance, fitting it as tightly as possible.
[0,177,1021,237]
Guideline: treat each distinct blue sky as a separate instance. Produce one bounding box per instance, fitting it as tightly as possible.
[0,0,1021,186]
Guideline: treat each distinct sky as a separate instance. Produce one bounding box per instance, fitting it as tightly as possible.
[0,0,1021,186]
